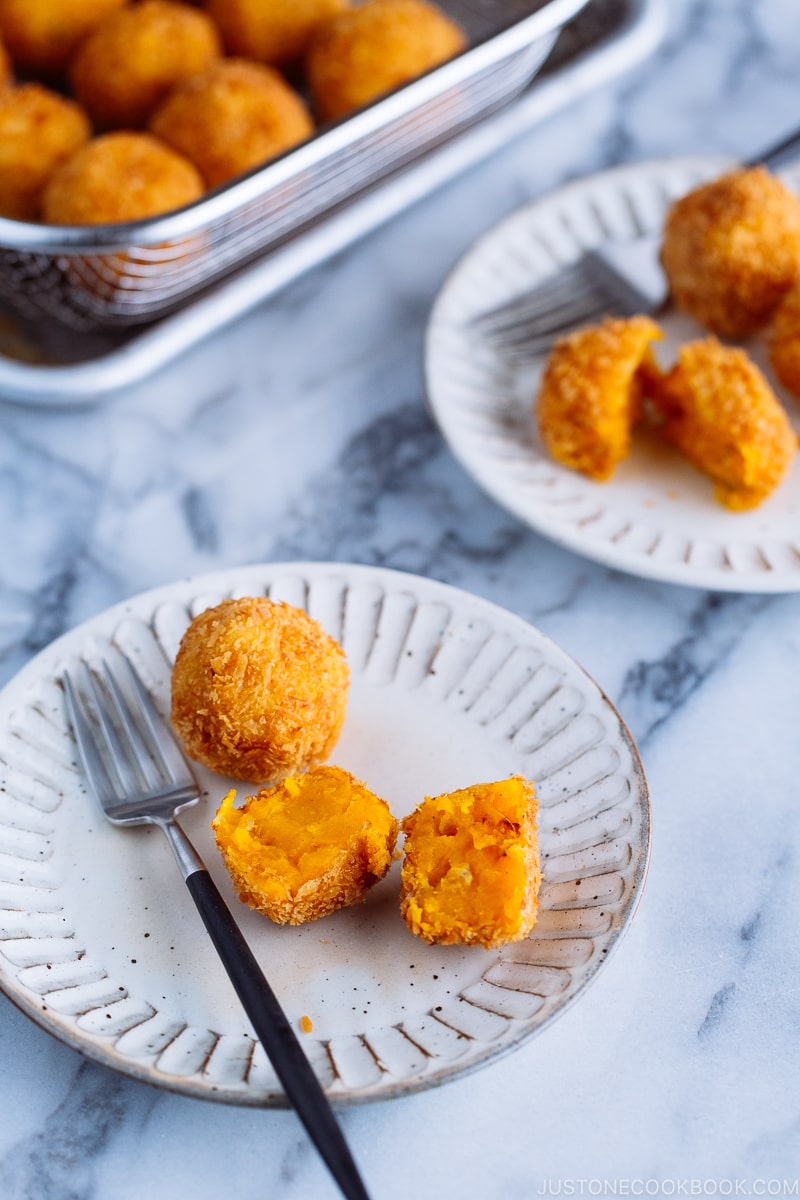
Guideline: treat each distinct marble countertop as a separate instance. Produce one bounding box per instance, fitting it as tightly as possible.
[2,1,799,1196]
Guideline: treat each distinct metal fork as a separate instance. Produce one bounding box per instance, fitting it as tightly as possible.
[62,651,370,1200]
[469,127,800,359]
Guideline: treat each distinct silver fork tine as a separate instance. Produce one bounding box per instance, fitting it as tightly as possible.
[484,287,608,338]
[116,652,194,786]
[100,660,156,792]
[78,664,133,799]
[468,229,670,357]
[63,668,119,802]
[470,262,588,331]
[490,294,608,344]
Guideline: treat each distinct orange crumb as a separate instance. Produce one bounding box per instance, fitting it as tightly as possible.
[300,1015,313,1034]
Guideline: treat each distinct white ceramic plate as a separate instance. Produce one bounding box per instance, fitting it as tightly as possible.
[0,563,649,1105]
[426,156,800,592]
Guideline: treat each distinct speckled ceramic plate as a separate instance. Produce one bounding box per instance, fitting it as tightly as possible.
[0,563,649,1106]
[426,156,800,592]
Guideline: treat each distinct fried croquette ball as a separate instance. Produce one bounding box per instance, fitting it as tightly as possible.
[206,0,349,66]
[70,1,221,130]
[400,777,540,949]
[0,0,128,75]
[536,314,663,482]
[149,59,313,189]
[768,280,800,399]
[212,767,398,925]
[306,0,466,122]
[42,131,203,224]
[651,338,797,510]
[0,84,90,221]
[660,167,800,339]
[171,597,350,783]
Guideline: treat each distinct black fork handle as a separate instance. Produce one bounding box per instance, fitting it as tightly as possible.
[181,862,370,1200]
[185,869,370,1200]
[750,127,800,170]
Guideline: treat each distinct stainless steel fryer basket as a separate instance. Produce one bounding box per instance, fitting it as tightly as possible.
[0,0,588,331]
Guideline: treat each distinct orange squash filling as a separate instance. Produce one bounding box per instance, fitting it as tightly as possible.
[212,765,398,925]
[400,776,540,949]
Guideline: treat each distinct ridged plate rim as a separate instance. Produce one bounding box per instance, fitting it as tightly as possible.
[425,155,800,592]
[0,562,649,1106]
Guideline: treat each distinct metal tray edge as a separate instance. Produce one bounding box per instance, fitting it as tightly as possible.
[0,0,589,253]
[0,0,666,408]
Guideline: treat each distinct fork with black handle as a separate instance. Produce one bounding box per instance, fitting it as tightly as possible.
[62,651,370,1200]
[470,124,800,357]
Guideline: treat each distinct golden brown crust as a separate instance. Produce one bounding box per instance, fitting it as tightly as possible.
[650,337,797,510]
[206,0,350,66]
[71,1,222,130]
[306,0,466,122]
[0,31,11,89]
[0,0,127,74]
[400,777,540,949]
[171,596,350,784]
[0,84,90,221]
[212,767,398,925]
[536,315,663,481]
[661,167,800,338]
[149,58,313,188]
[42,131,203,225]
[768,279,800,399]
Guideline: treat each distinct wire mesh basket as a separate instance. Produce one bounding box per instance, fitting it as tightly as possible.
[0,0,588,331]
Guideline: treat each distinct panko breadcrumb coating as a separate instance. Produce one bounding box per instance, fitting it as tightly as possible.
[71,1,222,130]
[212,766,398,925]
[42,131,204,224]
[0,31,11,88]
[149,58,313,189]
[0,0,127,75]
[206,0,350,66]
[768,280,800,399]
[400,777,540,949]
[171,596,349,783]
[0,84,90,221]
[660,167,800,338]
[651,338,797,510]
[536,315,663,481]
[306,0,466,122]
